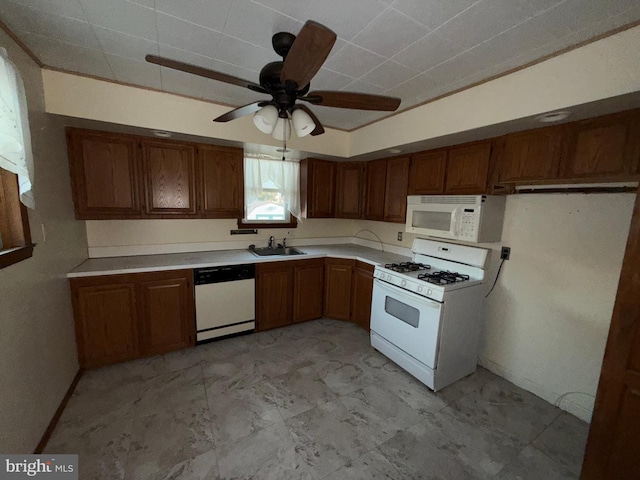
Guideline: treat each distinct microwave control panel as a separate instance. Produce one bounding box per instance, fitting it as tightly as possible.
[458,208,480,240]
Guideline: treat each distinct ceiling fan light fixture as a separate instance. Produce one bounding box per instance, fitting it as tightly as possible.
[272,116,291,141]
[252,105,279,134]
[291,108,315,137]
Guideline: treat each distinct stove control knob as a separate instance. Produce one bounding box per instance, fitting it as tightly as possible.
[417,286,423,292]
[401,280,407,287]
[427,289,433,296]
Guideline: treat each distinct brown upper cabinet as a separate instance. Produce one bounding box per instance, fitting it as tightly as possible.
[384,156,410,223]
[445,141,492,194]
[561,110,640,179]
[198,145,244,218]
[142,141,197,216]
[408,150,447,195]
[300,158,336,218]
[67,128,244,220]
[67,129,143,218]
[336,162,366,219]
[364,159,387,221]
[498,126,563,183]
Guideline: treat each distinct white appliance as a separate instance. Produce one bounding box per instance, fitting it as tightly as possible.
[194,264,255,342]
[405,195,506,243]
[370,238,489,391]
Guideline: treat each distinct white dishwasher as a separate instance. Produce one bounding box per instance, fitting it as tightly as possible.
[194,264,255,342]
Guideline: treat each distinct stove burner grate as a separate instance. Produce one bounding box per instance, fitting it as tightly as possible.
[384,262,430,273]
[418,270,470,285]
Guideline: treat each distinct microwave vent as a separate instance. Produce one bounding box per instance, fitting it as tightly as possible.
[417,196,481,205]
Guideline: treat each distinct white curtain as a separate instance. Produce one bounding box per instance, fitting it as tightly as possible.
[0,47,35,209]
[244,155,301,220]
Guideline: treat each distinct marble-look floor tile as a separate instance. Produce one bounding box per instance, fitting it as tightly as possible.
[136,365,204,414]
[252,325,310,348]
[217,422,311,480]
[201,350,266,394]
[268,365,337,419]
[378,420,482,480]
[197,334,255,363]
[493,445,577,480]
[258,343,318,378]
[446,377,561,444]
[322,449,406,480]
[141,449,219,480]
[286,400,376,479]
[161,346,204,373]
[313,354,375,396]
[532,412,588,476]
[340,384,424,446]
[208,379,284,447]
[435,367,498,405]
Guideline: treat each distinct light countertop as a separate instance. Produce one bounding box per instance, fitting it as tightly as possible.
[67,244,412,278]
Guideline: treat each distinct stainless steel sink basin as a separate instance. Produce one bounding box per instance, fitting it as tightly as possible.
[249,246,305,257]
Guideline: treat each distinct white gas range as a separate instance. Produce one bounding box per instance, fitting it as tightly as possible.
[370,238,489,391]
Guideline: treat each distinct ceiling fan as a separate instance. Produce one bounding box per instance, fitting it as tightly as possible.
[146,20,401,139]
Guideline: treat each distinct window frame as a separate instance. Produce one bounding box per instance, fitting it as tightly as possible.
[0,168,33,269]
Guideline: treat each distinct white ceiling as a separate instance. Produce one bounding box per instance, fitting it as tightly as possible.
[1,0,639,131]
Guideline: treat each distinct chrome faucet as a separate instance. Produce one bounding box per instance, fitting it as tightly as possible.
[278,237,287,248]
[268,236,275,249]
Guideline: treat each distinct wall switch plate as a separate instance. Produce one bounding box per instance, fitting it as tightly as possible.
[397,232,403,241]
[501,246,511,260]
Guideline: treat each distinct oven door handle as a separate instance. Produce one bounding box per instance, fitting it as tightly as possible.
[373,279,442,308]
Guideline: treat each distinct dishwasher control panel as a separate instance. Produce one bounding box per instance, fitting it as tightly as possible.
[194,264,255,285]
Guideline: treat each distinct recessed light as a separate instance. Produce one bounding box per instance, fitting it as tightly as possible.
[536,111,571,123]
[387,148,402,154]
[152,130,172,138]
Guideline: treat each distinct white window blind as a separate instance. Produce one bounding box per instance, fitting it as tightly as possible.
[0,47,34,209]
[244,155,301,220]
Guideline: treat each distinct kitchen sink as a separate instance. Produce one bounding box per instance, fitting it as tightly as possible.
[249,246,306,257]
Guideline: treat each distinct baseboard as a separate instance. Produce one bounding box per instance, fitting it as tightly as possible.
[478,356,593,423]
[34,369,83,454]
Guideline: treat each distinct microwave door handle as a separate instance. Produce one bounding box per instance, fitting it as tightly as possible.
[451,208,459,236]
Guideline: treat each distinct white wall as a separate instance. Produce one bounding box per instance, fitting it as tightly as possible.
[0,31,88,452]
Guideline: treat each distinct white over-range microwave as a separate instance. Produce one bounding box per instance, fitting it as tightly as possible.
[405,195,506,243]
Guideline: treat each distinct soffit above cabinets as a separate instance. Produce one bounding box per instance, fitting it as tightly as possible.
[2,0,638,131]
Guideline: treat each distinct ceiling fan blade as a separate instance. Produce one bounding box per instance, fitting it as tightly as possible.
[146,55,268,94]
[280,21,336,89]
[302,91,401,111]
[213,101,267,122]
[294,105,325,136]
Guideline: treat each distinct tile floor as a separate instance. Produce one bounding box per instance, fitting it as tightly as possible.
[45,319,589,480]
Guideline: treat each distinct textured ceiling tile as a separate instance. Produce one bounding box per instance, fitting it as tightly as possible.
[16,0,86,20]
[80,0,157,41]
[223,0,304,47]
[311,68,356,91]
[424,50,485,85]
[383,72,440,105]
[351,8,429,58]
[249,0,310,21]
[391,0,479,30]
[545,0,640,33]
[361,60,419,90]
[393,31,464,71]
[94,25,159,62]
[160,66,207,98]
[303,0,388,41]
[323,42,386,78]
[154,0,234,33]
[156,13,222,59]
[341,79,385,95]
[215,34,280,72]
[106,53,162,88]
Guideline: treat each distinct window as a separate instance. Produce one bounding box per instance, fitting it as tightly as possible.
[0,47,35,268]
[239,155,300,229]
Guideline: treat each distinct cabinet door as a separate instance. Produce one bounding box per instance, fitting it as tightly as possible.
[445,141,491,194]
[67,130,142,218]
[198,145,244,218]
[293,259,324,323]
[562,111,640,179]
[351,261,374,331]
[365,159,387,221]
[336,162,366,219]
[408,150,447,194]
[384,156,410,223]
[302,159,336,218]
[142,141,197,215]
[499,126,562,182]
[324,258,354,321]
[71,279,139,368]
[137,270,194,357]
[256,262,294,330]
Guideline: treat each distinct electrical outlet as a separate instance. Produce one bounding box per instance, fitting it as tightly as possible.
[397,232,403,241]
[501,246,511,260]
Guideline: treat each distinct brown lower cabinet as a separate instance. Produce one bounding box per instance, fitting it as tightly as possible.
[256,259,324,330]
[70,269,195,369]
[324,258,355,321]
[351,261,375,330]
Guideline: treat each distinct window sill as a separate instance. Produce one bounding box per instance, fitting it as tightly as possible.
[0,244,34,269]
[237,217,298,229]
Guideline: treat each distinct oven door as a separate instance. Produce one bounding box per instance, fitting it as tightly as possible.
[370,279,443,368]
